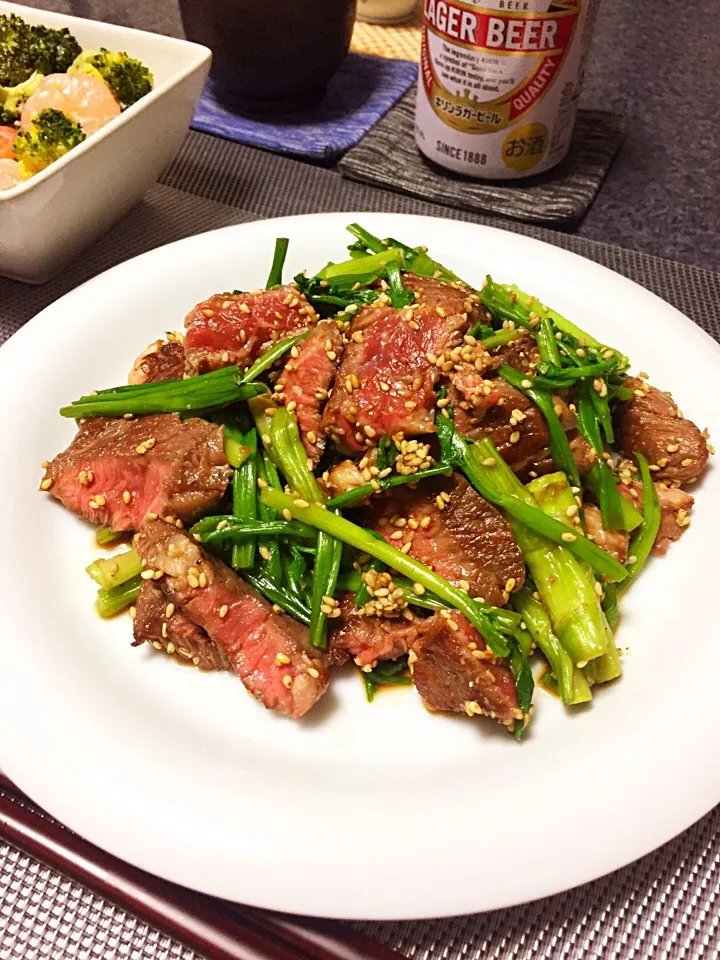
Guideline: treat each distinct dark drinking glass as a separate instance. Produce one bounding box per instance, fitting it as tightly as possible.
[179,0,358,116]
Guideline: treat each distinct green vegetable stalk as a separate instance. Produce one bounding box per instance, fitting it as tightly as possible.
[512,587,591,705]
[86,548,142,591]
[263,406,342,649]
[95,575,141,618]
[231,429,258,570]
[603,453,662,625]
[528,473,620,679]
[265,237,289,289]
[256,452,284,583]
[60,333,305,419]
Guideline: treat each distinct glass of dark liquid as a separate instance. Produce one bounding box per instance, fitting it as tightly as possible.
[179,0,358,116]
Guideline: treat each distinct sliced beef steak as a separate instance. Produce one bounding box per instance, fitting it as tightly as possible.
[487,333,540,374]
[41,414,230,531]
[184,285,318,375]
[136,520,328,718]
[329,594,421,668]
[275,319,344,465]
[614,377,709,484]
[366,474,524,607]
[450,374,551,472]
[322,459,369,503]
[410,614,521,726]
[321,275,475,452]
[583,504,628,564]
[128,339,185,384]
[620,481,694,556]
[133,580,229,671]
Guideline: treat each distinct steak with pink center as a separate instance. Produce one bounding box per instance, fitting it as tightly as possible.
[184,285,318,375]
[276,319,344,465]
[321,275,474,452]
[41,414,230,531]
[136,520,328,718]
[329,594,421,668]
[133,580,229,671]
[410,614,521,725]
[366,474,524,607]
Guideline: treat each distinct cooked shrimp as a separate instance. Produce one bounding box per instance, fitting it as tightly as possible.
[0,126,17,161]
[0,158,23,191]
[21,73,120,136]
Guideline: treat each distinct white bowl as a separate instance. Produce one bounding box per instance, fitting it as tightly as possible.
[0,1,211,283]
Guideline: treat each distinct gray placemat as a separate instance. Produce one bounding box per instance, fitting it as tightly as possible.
[1,134,720,960]
[337,91,625,226]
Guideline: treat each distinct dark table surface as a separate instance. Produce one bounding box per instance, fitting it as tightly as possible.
[16,0,720,271]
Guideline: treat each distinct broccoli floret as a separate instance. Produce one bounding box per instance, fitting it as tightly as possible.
[0,70,42,125]
[69,48,153,109]
[0,13,35,86]
[0,13,81,86]
[28,25,82,75]
[13,107,85,178]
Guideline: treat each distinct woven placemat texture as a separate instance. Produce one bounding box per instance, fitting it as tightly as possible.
[1,132,720,960]
[339,91,625,226]
[352,7,423,61]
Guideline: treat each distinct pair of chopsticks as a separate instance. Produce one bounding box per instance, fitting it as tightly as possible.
[0,773,400,960]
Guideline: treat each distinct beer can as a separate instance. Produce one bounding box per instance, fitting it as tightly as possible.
[415,1,596,179]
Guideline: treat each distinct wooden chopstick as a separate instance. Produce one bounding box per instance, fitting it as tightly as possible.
[0,774,401,960]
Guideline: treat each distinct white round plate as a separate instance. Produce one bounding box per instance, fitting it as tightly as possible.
[0,213,718,921]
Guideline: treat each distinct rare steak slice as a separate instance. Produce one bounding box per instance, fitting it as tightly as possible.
[614,377,709,484]
[132,580,230,671]
[128,338,185,384]
[136,520,328,718]
[321,275,475,452]
[184,285,318,375]
[366,474,524,608]
[329,587,422,669]
[41,414,230,531]
[275,319,344,465]
[410,613,521,726]
[450,373,552,472]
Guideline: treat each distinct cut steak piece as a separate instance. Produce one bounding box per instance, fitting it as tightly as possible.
[569,433,597,475]
[620,480,694,556]
[614,377,709,484]
[128,339,185,384]
[133,580,230,671]
[487,333,540,374]
[41,414,230,531]
[450,374,550,472]
[321,275,475,452]
[184,285,318,375]
[366,474,524,608]
[275,319,344,465]
[322,459,368,504]
[136,520,328,718]
[410,614,521,726]
[329,594,421,668]
[583,504,628,564]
